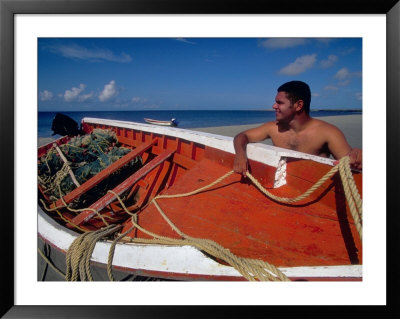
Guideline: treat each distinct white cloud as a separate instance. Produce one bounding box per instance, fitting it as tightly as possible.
[78,92,95,102]
[340,47,356,56]
[333,68,362,87]
[47,44,132,63]
[334,67,351,80]
[175,38,196,45]
[356,92,362,100]
[99,80,118,102]
[324,85,339,91]
[320,55,338,68]
[312,93,320,97]
[334,67,362,79]
[279,54,317,75]
[260,38,309,49]
[40,90,53,101]
[64,84,86,102]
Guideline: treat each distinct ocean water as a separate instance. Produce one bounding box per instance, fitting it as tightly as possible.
[38,110,361,138]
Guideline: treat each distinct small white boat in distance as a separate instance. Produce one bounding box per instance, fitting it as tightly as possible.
[144,118,178,127]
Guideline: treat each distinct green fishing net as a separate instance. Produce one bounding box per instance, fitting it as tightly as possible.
[38,129,143,208]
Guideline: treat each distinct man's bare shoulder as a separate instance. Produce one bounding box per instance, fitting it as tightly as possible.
[255,121,278,134]
[307,118,347,142]
[243,121,276,132]
[242,121,277,142]
[309,118,342,132]
[258,121,277,129]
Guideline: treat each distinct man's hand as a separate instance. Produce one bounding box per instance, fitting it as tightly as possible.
[334,148,362,170]
[348,148,362,170]
[233,153,248,177]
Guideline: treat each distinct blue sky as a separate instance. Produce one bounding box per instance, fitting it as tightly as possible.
[38,38,362,112]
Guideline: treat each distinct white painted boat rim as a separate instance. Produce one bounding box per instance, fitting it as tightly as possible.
[82,117,336,167]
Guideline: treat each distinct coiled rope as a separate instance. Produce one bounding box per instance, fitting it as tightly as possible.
[65,224,122,281]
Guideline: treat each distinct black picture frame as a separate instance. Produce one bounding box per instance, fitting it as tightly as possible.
[1,0,399,317]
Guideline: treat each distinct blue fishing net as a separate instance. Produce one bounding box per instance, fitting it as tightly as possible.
[38,129,142,207]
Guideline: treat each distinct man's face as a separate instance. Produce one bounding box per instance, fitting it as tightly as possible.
[272,91,295,122]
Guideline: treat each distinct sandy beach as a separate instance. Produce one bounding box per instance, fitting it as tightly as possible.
[192,114,362,149]
[38,114,362,149]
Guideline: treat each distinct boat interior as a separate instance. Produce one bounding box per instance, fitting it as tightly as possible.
[38,119,362,270]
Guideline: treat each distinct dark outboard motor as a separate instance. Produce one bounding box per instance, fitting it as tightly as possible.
[171,118,178,127]
[51,113,83,137]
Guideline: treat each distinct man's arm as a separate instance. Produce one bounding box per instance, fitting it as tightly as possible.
[233,123,272,176]
[326,124,362,170]
[233,133,249,176]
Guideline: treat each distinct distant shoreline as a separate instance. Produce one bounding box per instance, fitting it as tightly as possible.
[248,109,362,112]
[39,109,362,113]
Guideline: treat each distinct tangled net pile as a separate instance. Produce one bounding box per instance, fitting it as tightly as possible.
[38,129,142,208]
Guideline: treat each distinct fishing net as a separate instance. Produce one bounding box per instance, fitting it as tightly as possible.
[38,129,143,208]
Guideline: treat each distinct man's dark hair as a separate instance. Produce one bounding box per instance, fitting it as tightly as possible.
[277,81,311,114]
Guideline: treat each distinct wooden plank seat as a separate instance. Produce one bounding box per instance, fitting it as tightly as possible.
[69,148,176,227]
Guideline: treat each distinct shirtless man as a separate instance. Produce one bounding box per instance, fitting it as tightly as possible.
[233,81,362,176]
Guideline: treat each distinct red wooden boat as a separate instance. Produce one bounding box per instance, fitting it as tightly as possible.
[38,117,362,281]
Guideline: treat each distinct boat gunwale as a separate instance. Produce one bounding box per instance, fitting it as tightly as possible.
[82,117,336,168]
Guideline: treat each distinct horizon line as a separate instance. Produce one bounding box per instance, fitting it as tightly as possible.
[38,108,363,112]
